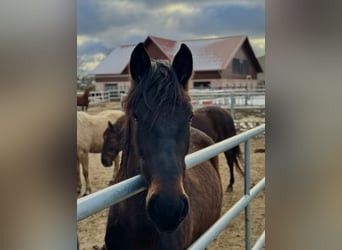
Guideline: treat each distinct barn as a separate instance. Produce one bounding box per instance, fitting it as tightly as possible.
[89,35,263,93]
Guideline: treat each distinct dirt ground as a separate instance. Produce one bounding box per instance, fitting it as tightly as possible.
[77,102,265,250]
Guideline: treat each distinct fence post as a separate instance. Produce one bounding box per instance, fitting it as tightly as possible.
[244,140,251,250]
[245,90,249,105]
[231,92,235,119]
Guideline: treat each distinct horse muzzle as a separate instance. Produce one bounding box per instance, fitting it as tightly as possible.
[147,193,189,233]
[101,158,113,167]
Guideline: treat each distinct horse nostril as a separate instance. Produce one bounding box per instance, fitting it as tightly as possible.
[147,194,159,222]
[179,196,189,220]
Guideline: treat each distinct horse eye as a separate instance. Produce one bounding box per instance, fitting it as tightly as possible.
[133,113,139,122]
[188,113,194,122]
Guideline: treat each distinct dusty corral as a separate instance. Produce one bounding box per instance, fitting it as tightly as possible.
[77,102,265,250]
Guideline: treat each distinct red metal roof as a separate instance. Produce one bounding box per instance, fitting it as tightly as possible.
[91,35,262,75]
[147,36,177,60]
[180,35,247,71]
[90,44,135,75]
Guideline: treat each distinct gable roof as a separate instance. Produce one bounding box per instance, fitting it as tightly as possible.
[90,44,135,75]
[90,35,262,75]
[180,35,248,71]
[147,36,177,59]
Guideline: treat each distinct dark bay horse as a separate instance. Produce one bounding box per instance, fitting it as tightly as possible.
[101,115,125,168]
[104,43,222,250]
[191,106,243,192]
[102,106,243,192]
[101,114,126,185]
[77,88,90,111]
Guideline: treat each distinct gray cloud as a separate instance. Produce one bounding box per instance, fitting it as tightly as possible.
[128,0,264,9]
[180,5,265,38]
[77,0,148,35]
[77,1,265,75]
[77,40,111,75]
[77,40,109,56]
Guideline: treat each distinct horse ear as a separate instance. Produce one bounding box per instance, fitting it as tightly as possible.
[130,43,151,83]
[172,44,193,89]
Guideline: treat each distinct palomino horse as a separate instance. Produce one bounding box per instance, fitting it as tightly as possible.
[77,88,90,111]
[77,110,124,196]
[104,43,222,249]
[191,106,243,192]
[102,106,243,192]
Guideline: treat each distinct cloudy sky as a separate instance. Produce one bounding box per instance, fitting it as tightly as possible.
[77,0,265,76]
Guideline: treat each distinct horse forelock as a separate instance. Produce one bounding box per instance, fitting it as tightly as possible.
[124,61,191,125]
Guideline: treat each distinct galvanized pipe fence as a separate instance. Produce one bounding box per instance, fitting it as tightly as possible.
[77,124,265,249]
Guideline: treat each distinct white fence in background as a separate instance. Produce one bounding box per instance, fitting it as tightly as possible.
[189,89,265,119]
[77,89,265,123]
[77,90,120,105]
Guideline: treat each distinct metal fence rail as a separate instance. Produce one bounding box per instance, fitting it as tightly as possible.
[252,231,265,250]
[188,178,265,250]
[77,124,265,249]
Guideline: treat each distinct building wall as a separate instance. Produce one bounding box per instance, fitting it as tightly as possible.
[257,56,265,84]
[191,44,259,89]
[93,39,261,91]
[95,82,105,91]
[95,76,129,82]
[190,79,257,89]
[94,80,130,92]
[193,71,221,80]
[221,46,258,79]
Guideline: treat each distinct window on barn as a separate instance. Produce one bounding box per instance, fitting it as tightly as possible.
[242,60,250,74]
[193,81,211,89]
[232,58,241,74]
[233,58,250,75]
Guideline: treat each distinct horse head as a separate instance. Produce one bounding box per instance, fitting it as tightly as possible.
[125,43,193,232]
[101,117,125,167]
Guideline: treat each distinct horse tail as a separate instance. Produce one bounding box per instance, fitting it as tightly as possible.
[229,110,244,176]
[226,108,244,176]
[233,144,244,176]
